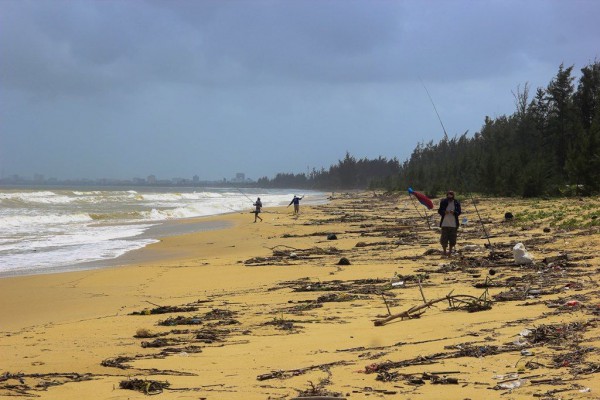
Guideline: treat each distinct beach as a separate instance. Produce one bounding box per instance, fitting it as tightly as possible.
[1,192,599,399]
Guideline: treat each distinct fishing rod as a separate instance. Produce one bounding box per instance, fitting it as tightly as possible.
[420,79,494,253]
[236,187,255,204]
[409,194,430,229]
[236,187,282,214]
[420,77,448,138]
[461,177,494,254]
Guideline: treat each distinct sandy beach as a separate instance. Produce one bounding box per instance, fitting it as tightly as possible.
[1,192,599,399]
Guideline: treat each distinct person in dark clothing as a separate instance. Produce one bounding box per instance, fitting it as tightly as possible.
[287,195,304,215]
[253,197,263,222]
[437,190,461,256]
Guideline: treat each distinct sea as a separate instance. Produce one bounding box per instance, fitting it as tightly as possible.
[0,186,327,277]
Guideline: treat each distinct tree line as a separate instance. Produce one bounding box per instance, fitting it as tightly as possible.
[257,60,600,197]
[256,153,401,190]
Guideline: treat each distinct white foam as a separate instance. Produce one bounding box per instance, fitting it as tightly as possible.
[0,191,74,204]
[0,213,93,228]
[1,238,158,273]
[0,188,328,276]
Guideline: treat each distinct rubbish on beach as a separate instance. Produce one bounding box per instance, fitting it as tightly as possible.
[494,379,524,390]
[519,329,532,337]
[141,338,181,348]
[542,253,570,264]
[374,287,492,326]
[130,305,199,315]
[256,361,352,381]
[512,243,534,264]
[493,373,519,380]
[158,316,203,326]
[101,356,134,369]
[316,293,362,303]
[337,257,351,265]
[294,380,345,399]
[513,337,529,346]
[462,244,483,252]
[0,372,95,397]
[245,245,341,266]
[119,378,170,395]
[423,248,442,256]
[327,233,338,240]
[134,328,164,338]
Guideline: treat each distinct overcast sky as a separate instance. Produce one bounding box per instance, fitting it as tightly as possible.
[1,0,599,181]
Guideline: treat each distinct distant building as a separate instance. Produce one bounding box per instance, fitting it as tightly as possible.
[231,172,246,183]
[193,175,199,183]
[147,175,157,184]
[172,177,190,185]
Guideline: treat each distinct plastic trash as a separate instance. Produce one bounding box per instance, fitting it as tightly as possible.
[497,379,525,390]
[463,244,482,252]
[519,329,532,337]
[513,243,534,264]
[493,373,519,380]
[391,281,405,287]
[513,337,529,346]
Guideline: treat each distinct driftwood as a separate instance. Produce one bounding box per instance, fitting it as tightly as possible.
[256,361,353,381]
[119,378,170,395]
[374,289,492,326]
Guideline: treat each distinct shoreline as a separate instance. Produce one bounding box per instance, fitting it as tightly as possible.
[0,215,236,279]
[1,193,598,399]
[0,187,330,279]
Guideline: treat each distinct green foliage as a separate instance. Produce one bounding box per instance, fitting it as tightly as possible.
[258,153,401,190]
[258,60,600,195]
[391,60,600,197]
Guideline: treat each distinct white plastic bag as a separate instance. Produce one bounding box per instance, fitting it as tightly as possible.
[513,243,534,264]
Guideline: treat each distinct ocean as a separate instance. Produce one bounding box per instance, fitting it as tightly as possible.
[0,186,326,277]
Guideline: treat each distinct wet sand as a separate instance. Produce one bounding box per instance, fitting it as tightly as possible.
[1,193,598,399]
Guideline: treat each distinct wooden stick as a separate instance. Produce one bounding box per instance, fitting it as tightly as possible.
[418,280,428,304]
[381,293,392,316]
[374,293,489,326]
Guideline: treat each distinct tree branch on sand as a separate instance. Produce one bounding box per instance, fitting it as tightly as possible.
[374,287,492,326]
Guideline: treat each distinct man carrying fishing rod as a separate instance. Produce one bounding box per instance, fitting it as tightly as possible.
[236,188,264,223]
[438,190,461,257]
[253,197,263,223]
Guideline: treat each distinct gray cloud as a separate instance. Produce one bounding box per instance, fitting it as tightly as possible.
[1,0,599,180]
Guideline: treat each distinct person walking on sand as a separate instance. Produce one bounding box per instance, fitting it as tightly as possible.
[288,195,304,215]
[438,190,461,257]
[253,197,263,223]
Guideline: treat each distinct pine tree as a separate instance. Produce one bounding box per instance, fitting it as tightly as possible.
[545,64,578,180]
